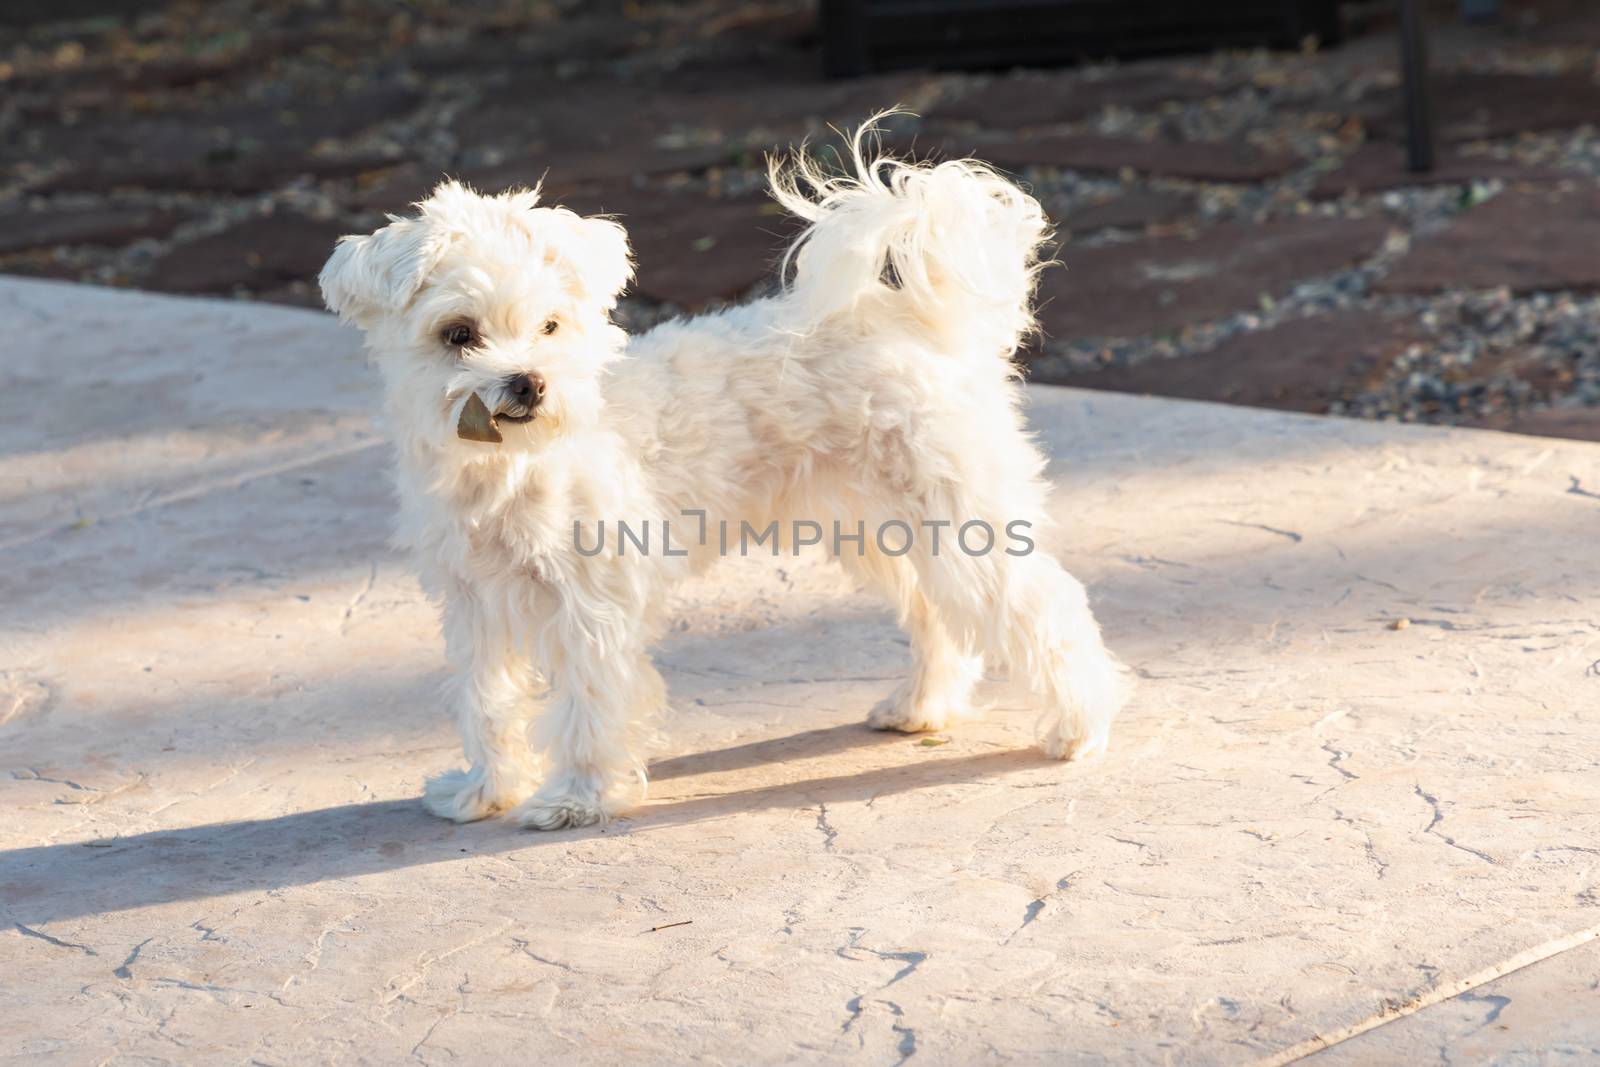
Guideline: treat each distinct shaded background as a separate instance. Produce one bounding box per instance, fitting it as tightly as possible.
[2,0,1599,439]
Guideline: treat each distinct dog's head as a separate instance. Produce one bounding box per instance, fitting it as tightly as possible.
[320,180,632,453]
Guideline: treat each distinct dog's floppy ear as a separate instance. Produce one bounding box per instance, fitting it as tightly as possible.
[319,217,448,328]
[542,211,634,310]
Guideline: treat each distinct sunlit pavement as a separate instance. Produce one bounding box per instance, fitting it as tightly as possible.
[2,277,1598,1064]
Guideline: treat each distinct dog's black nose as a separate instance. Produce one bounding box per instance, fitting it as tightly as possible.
[506,372,546,407]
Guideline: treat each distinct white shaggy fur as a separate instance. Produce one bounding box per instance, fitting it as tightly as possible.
[319,122,1130,830]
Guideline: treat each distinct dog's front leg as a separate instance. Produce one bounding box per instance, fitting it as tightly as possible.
[513,629,661,831]
[422,587,542,822]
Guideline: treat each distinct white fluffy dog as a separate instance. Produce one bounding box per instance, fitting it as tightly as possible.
[319,124,1129,829]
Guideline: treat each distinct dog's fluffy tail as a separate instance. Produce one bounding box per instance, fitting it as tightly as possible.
[768,114,1051,359]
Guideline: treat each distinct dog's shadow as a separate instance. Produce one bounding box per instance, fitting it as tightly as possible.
[1,723,1051,925]
[649,720,900,782]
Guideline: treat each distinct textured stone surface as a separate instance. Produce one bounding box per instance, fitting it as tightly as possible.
[1061,189,1195,234]
[1305,936,1600,1064]
[1310,144,1564,200]
[946,132,1301,184]
[449,70,926,186]
[1041,216,1391,339]
[144,212,343,294]
[37,153,403,197]
[1362,71,1600,144]
[2,279,1600,1063]
[1465,404,1600,443]
[624,194,798,308]
[459,142,744,191]
[9,86,424,181]
[1379,189,1600,296]
[934,68,1236,128]
[1043,309,1426,412]
[0,205,191,255]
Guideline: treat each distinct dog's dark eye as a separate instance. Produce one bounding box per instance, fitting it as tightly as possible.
[442,324,476,348]
[541,319,559,336]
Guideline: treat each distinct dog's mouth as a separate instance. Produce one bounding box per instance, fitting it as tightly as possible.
[457,392,541,444]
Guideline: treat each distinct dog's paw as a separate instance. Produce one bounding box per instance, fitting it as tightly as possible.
[511,770,632,831]
[869,655,985,734]
[1040,653,1131,761]
[1040,724,1109,762]
[513,796,606,831]
[869,681,981,735]
[423,767,509,822]
[868,693,952,733]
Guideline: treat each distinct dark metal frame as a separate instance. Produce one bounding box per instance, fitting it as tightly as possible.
[1398,0,1435,173]
[820,0,1343,78]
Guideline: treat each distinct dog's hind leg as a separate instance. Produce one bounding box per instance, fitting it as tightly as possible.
[843,549,985,733]
[423,588,543,822]
[918,547,1129,761]
[871,590,986,734]
[1005,553,1128,760]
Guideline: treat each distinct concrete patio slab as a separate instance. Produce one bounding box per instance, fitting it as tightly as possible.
[1305,936,1600,1065]
[2,277,1598,1064]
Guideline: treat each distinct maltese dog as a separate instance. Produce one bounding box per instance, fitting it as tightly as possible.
[319,121,1129,830]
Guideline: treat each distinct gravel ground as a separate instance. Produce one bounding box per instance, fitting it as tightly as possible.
[4,0,1600,436]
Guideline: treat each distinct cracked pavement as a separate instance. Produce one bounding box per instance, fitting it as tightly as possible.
[2,277,1600,1062]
